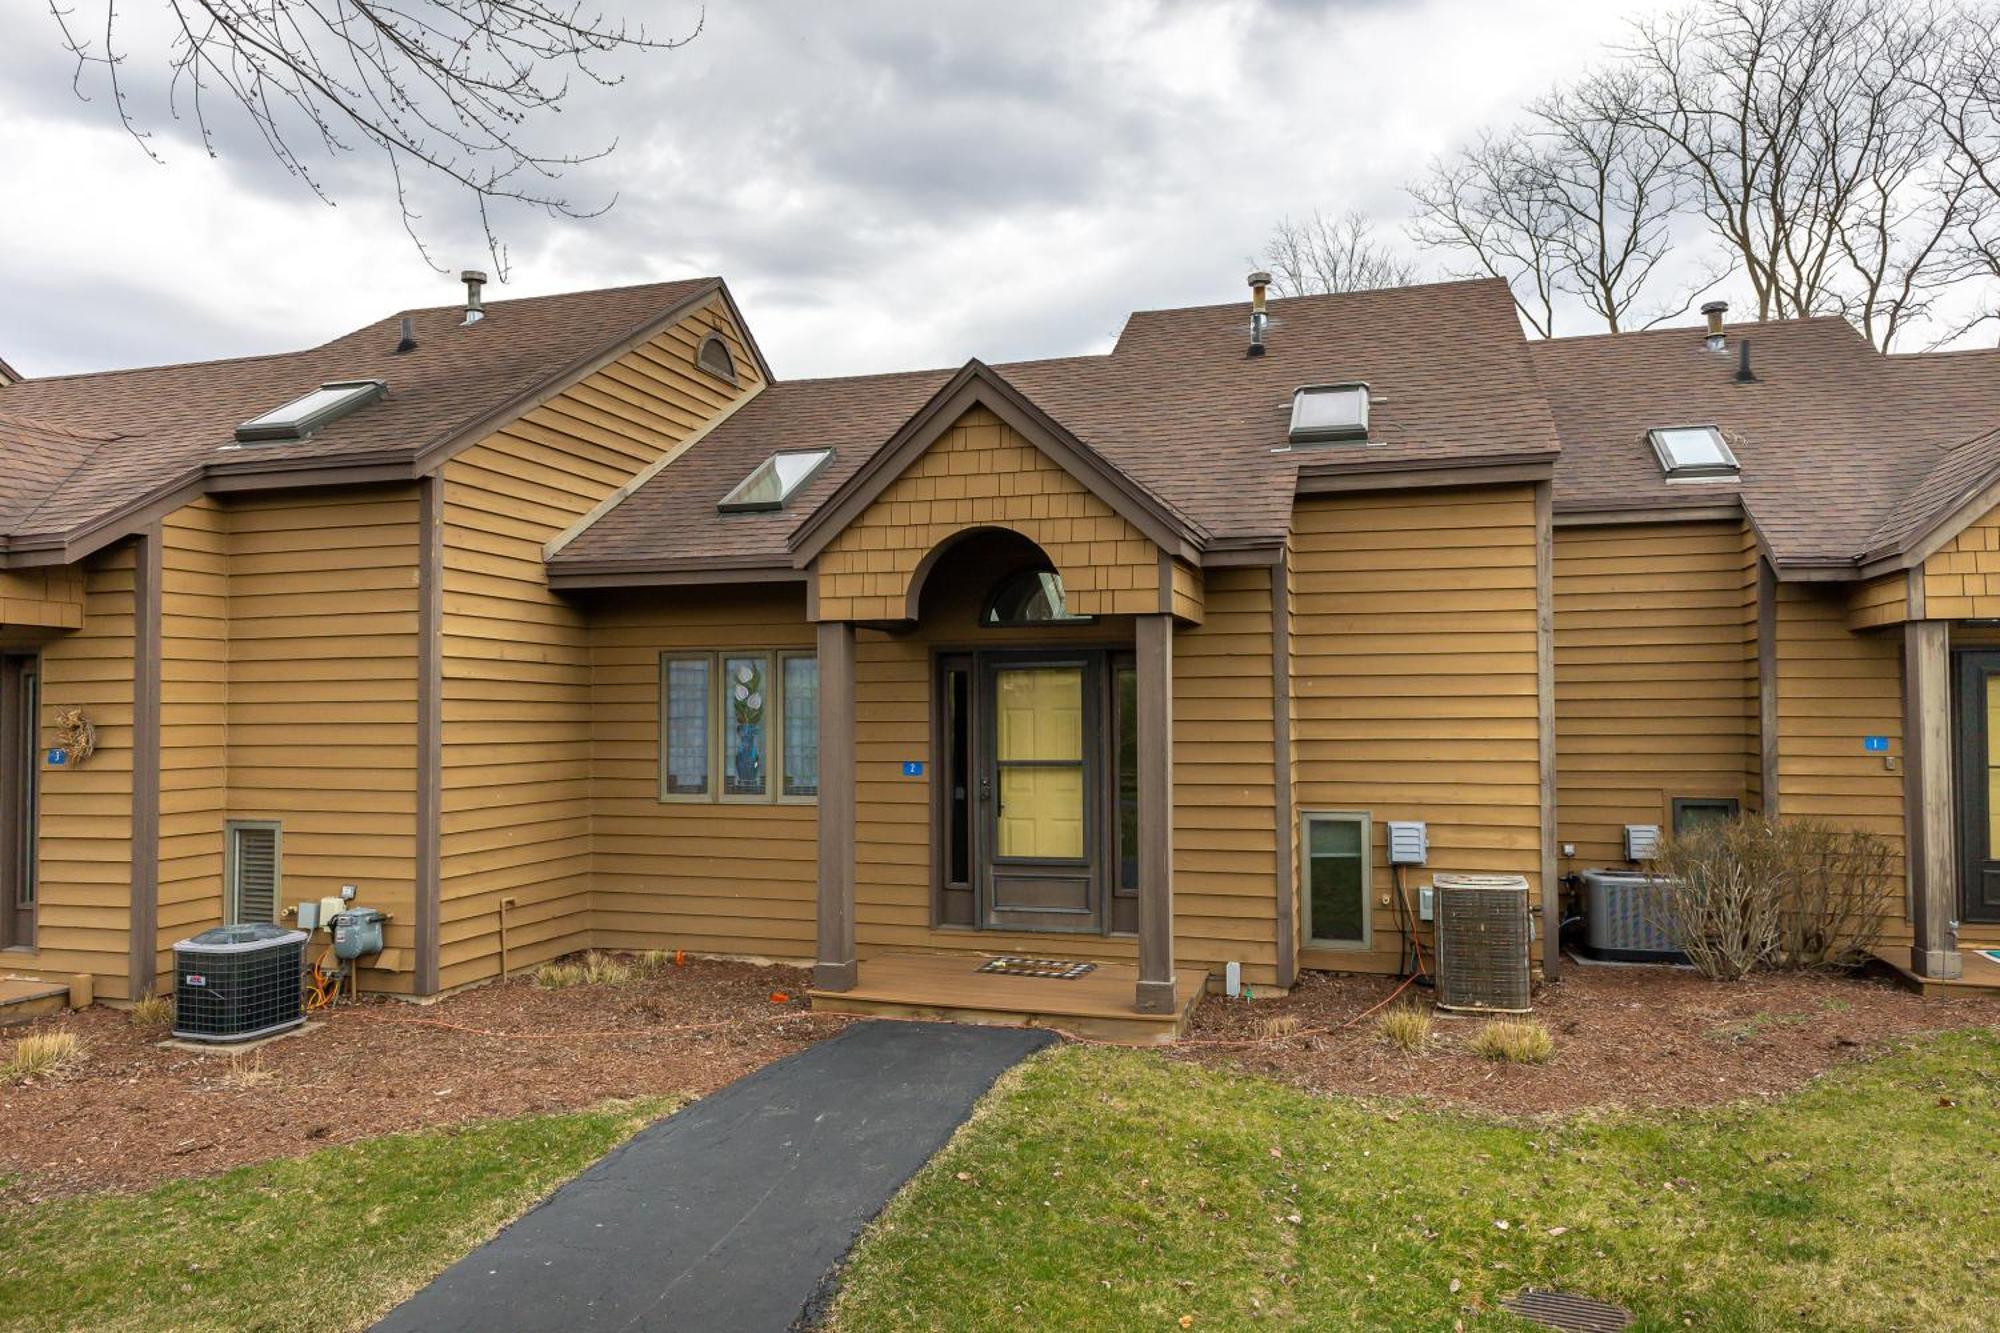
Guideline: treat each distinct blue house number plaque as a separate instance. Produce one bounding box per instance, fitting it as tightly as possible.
[1863,736,1889,753]
[902,761,924,777]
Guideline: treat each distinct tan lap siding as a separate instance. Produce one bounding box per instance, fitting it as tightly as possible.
[1553,521,1749,866]
[1774,582,1909,937]
[155,500,229,972]
[1290,488,1543,975]
[587,586,815,960]
[440,308,756,989]
[1173,566,1277,985]
[225,488,421,992]
[32,544,136,996]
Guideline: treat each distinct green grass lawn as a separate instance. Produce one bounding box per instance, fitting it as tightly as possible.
[0,1098,671,1333]
[829,1031,2000,1332]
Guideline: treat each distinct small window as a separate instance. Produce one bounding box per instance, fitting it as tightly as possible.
[234,380,386,442]
[982,569,1095,627]
[225,821,281,925]
[721,654,771,798]
[1647,425,1739,481]
[696,331,738,385]
[1289,383,1370,444]
[1671,796,1739,837]
[662,657,712,796]
[1301,811,1370,948]
[718,449,833,512]
[660,650,818,802]
[781,654,819,798]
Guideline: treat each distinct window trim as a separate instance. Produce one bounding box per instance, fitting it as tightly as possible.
[695,331,738,386]
[658,649,819,805]
[776,650,820,804]
[1300,809,1372,951]
[1670,795,1740,836]
[224,819,283,926]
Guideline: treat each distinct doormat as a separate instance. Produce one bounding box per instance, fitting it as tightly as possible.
[1979,950,2000,966]
[977,956,1098,980]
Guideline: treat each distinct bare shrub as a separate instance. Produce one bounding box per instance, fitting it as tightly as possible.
[1377,1004,1433,1053]
[1652,818,1786,980]
[1653,816,1892,979]
[1778,820,1891,970]
[1469,1019,1554,1064]
[3,1029,82,1083]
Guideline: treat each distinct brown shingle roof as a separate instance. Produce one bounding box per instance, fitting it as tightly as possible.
[1531,320,2000,569]
[554,278,1562,571]
[0,277,726,558]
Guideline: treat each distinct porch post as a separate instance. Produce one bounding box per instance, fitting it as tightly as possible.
[814,619,858,991]
[1904,619,1961,979]
[1135,613,1177,1015]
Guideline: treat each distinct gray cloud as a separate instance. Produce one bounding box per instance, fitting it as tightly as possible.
[1,0,1703,380]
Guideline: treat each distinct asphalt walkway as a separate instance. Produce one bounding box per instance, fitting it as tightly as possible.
[372,1020,1055,1332]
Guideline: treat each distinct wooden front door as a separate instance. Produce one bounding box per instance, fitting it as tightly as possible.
[0,655,38,950]
[1955,650,2000,924]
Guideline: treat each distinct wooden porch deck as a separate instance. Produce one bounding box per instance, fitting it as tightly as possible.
[1871,946,2000,998]
[0,974,74,1027]
[808,953,1207,1045]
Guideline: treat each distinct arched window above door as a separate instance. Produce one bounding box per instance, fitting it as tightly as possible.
[982,569,1094,626]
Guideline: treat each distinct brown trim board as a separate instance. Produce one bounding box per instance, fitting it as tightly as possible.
[1294,456,1554,495]
[414,474,443,995]
[1534,481,1559,979]
[788,359,1206,567]
[1134,613,1176,1014]
[127,526,163,999]
[1757,557,1781,814]
[1271,556,1297,988]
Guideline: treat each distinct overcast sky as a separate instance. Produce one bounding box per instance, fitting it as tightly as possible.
[0,0,1684,380]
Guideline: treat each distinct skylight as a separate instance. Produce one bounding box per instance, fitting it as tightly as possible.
[1289,383,1370,444]
[234,380,386,443]
[1647,425,1740,481]
[718,448,833,512]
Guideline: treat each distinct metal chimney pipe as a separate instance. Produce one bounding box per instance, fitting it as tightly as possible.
[395,316,417,354]
[1701,300,1728,352]
[1246,270,1272,358]
[461,270,487,325]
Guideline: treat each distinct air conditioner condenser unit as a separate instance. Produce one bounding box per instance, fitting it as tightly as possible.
[1433,872,1532,1014]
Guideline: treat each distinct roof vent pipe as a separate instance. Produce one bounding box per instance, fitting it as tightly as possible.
[1735,337,1756,383]
[1701,300,1728,352]
[1247,270,1271,358]
[395,316,417,354]
[461,270,487,326]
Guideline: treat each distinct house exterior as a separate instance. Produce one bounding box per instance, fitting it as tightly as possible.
[0,272,1995,1032]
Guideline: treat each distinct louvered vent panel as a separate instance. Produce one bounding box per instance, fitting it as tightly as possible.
[229,824,279,925]
[1434,872,1532,1013]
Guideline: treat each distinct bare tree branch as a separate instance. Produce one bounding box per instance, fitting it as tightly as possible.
[45,0,702,277]
[1260,210,1421,298]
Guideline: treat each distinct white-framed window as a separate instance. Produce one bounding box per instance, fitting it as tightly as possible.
[660,651,818,803]
[1301,810,1370,949]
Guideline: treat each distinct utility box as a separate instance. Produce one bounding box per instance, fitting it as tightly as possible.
[1386,820,1428,866]
[1624,824,1662,862]
[331,908,387,961]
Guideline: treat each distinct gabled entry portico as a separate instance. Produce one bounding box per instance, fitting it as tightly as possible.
[793,363,1208,1030]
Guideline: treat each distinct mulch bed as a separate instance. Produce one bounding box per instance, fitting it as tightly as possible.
[0,958,844,1203]
[1175,958,2000,1117]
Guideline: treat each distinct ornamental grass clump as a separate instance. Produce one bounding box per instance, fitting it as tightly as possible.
[3,1028,82,1083]
[129,993,173,1029]
[1469,1019,1553,1064]
[1377,1003,1432,1054]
